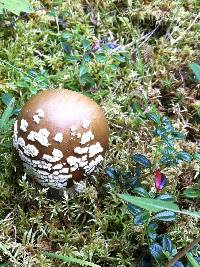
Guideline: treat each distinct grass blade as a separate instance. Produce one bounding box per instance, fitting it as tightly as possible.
[43,252,101,267]
[118,194,180,212]
[0,98,15,131]
[118,194,200,219]
[186,253,200,267]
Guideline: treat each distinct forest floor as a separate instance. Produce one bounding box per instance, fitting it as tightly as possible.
[0,1,199,266]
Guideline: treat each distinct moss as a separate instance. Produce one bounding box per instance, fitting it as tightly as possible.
[0,0,199,266]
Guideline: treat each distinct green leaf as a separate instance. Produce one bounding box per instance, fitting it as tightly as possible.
[0,97,15,131]
[186,253,200,267]
[172,131,184,140]
[62,42,71,54]
[132,154,151,167]
[134,211,149,225]
[79,65,89,77]
[193,153,200,161]
[128,203,141,215]
[134,187,149,197]
[65,55,79,62]
[119,194,179,212]
[149,243,164,260]
[95,53,107,63]
[147,223,157,240]
[162,235,172,253]
[108,64,118,71]
[164,137,174,148]
[189,63,200,82]
[115,54,127,62]
[160,154,174,165]
[61,31,73,40]
[162,116,174,132]
[0,0,33,15]
[82,39,90,51]
[177,151,192,162]
[118,194,200,219]
[79,73,95,86]
[154,211,176,221]
[47,9,56,17]
[146,113,161,125]
[43,252,101,267]
[2,93,13,106]
[183,188,200,199]
[83,54,92,63]
[105,167,119,180]
[156,194,174,201]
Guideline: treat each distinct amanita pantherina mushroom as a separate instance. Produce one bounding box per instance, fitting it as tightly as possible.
[13,89,109,191]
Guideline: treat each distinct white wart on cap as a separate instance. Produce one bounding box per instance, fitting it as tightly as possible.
[13,89,109,190]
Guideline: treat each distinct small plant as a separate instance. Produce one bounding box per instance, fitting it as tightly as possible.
[105,109,200,266]
[61,31,129,99]
[0,60,51,96]
[145,111,194,167]
[44,252,101,267]
[106,158,200,266]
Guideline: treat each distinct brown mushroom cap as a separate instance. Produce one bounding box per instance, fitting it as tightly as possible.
[13,89,109,189]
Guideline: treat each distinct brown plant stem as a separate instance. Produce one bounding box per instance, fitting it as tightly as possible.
[164,234,200,267]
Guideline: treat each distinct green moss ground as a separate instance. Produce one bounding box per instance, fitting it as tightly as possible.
[0,0,199,266]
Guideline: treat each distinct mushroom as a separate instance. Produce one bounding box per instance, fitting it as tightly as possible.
[13,89,109,191]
